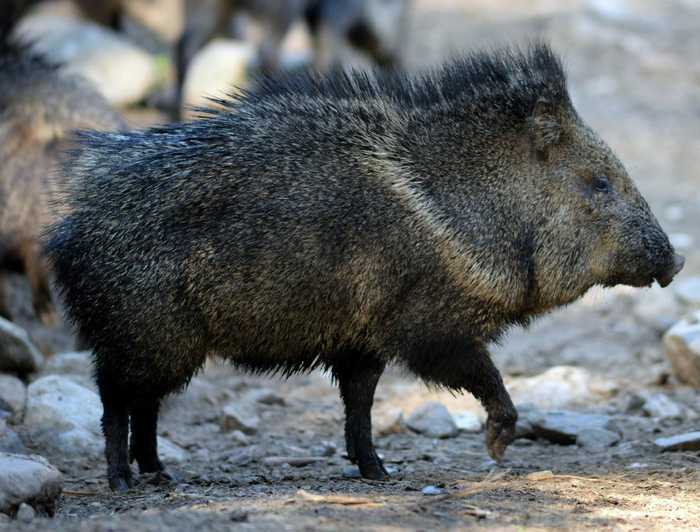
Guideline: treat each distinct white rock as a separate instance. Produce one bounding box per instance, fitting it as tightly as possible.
[0,318,44,376]
[16,502,35,523]
[654,431,700,451]
[406,402,458,439]
[452,411,482,433]
[17,15,158,106]
[577,428,621,451]
[0,375,26,419]
[507,366,617,410]
[663,312,700,389]
[674,277,700,305]
[0,453,62,515]
[664,204,685,223]
[220,402,259,435]
[633,285,682,333]
[181,39,254,120]
[641,392,686,419]
[25,376,103,458]
[25,376,186,462]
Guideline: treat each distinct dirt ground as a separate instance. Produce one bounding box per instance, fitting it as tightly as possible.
[5,0,700,530]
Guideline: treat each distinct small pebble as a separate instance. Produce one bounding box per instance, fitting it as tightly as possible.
[421,485,443,496]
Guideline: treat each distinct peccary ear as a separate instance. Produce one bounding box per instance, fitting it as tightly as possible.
[530,97,562,160]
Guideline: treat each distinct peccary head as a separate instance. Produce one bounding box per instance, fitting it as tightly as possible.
[530,100,684,300]
[388,44,683,312]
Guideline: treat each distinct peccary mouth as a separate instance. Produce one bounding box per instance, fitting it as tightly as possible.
[653,253,685,288]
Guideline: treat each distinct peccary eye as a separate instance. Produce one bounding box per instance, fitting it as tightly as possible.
[594,176,610,193]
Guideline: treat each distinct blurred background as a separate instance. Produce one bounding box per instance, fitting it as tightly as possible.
[1,0,700,529]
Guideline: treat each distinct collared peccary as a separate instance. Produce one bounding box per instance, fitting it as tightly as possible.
[0,0,124,325]
[175,0,411,119]
[46,43,684,491]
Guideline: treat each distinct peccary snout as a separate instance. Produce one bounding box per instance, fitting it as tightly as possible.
[654,253,684,287]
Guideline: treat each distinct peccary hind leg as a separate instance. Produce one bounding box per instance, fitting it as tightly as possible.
[130,398,172,482]
[99,383,133,492]
[333,353,387,480]
[408,342,517,462]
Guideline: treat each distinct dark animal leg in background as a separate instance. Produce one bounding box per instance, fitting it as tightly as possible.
[333,353,388,480]
[408,343,517,462]
[21,241,55,326]
[0,276,11,321]
[130,397,171,481]
[99,381,133,492]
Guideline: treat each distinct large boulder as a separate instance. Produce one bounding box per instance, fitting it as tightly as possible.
[17,15,158,107]
[0,453,62,516]
[25,376,187,462]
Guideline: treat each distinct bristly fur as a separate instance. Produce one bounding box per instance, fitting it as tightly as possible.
[44,40,676,488]
[211,41,567,119]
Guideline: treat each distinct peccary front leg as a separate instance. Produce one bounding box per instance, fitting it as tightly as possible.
[98,382,133,492]
[332,353,388,480]
[407,342,517,463]
[130,398,172,482]
[21,241,56,326]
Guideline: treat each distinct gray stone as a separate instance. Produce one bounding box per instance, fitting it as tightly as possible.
[0,453,62,515]
[674,277,700,305]
[406,402,458,439]
[0,318,44,376]
[642,393,686,419]
[17,15,158,106]
[664,312,700,389]
[220,403,259,435]
[654,431,700,451]
[528,410,617,445]
[453,411,482,433]
[0,421,28,455]
[421,485,443,496]
[0,375,26,419]
[25,376,186,462]
[577,428,621,451]
[16,502,35,523]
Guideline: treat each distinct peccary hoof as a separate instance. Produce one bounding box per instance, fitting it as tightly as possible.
[144,470,176,486]
[109,474,134,493]
[358,454,390,481]
[485,417,516,463]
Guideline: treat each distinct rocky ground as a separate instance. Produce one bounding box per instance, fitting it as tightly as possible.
[1,0,700,530]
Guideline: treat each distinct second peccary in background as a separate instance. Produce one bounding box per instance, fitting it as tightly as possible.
[176,0,411,119]
[46,43,683,491]
[0,0,124,325]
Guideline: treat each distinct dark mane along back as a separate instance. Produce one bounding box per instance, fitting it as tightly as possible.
[217,41,568,120]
